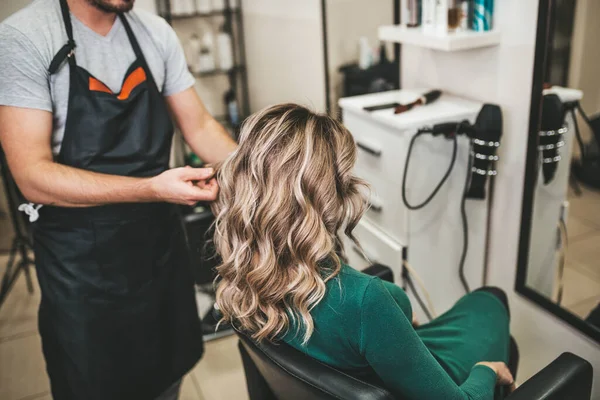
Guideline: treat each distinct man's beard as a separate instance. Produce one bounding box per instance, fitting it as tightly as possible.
[86,0,134,13]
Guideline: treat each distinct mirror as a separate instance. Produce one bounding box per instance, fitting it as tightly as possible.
[517,0,600,342]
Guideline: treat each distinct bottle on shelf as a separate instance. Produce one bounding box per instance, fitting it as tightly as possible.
[459,0,470,31]
[171,0,196,15]
[379,43,390,65]
[406,0,420,27]
[447,0,463,33]
[421,0,436,34]
[196,0,212,14]
[186,34,202,73]
[217,24,234,71]
[435,0,450,35]
[198,31,216,73]
[472,0,494,31]
[358,37,372,70]
[224,88,240,127]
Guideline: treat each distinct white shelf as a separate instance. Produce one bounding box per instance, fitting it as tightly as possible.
[378,25,500,52]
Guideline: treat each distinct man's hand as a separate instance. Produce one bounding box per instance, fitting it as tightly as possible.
[412,313,419,327]
[149,167,218,206]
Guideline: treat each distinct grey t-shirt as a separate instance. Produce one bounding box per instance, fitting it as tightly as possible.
[0,0,195,155]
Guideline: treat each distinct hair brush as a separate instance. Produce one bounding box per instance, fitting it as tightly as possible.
[394,90,442,114]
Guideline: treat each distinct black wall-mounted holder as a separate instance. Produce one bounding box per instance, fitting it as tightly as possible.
[417,104,503,201]
[539,94,565,185]
[466,104,502,199]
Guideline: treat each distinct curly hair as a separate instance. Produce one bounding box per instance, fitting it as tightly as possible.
[211,103,368,344]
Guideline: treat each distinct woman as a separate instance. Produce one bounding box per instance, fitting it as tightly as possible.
[211,104,514,399]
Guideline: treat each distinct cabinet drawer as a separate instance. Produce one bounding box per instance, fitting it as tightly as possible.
[341,219,404,285]
[343,111,410,185]
[354,165,408,244]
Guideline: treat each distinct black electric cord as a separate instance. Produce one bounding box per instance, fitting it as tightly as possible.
[405,273,433,321]
[556,217,568,306]
[576,101,594,128]
[402,130,458,210]
[458,145,474,294]
[571,106,586,161]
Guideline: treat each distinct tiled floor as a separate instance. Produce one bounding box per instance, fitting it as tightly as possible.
[561,186,600,320]
[0,255,249,400]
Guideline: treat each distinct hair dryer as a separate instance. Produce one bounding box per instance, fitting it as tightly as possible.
[425,104,502,199]
[465,104,502,199]
[539,94,565,185]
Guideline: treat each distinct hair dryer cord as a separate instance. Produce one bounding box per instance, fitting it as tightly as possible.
[458,146,474,294]
[402,131,458,210]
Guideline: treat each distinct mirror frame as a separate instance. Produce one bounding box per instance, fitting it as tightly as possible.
[516,0,600,343]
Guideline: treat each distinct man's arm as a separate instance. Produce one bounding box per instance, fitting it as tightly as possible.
[166,88,237,165]
[0,106,217,207]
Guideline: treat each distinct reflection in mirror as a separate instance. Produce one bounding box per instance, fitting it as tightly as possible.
[525,0,600,338]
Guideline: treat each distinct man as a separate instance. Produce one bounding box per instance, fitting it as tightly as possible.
[0,0,237,398]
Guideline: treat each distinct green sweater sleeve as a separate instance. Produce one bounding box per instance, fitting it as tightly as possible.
[359,278,497,400]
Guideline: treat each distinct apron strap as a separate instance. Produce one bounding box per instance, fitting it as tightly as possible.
[50,0,77,74]
[119,14,160,90]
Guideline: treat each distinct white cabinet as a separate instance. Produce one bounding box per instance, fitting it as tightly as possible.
[339,89,489,314]
[342,219,405,284]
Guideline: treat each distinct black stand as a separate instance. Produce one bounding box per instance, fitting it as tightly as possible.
[0,151,35,310]
[180,205,234,341]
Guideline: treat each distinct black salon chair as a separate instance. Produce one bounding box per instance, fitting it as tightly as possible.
[236,264,594,400]
[238,332,593,400]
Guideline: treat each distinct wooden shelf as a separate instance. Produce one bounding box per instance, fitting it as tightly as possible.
[378,25,500,52]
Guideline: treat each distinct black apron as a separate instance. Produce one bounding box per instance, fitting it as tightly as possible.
[33,2,204,399]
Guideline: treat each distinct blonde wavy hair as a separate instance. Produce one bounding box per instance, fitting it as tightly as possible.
[211,104,368,344]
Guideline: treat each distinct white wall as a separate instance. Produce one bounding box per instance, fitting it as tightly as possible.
[135,0,157,14]
[325,0,393,114]
[568,0,600,145]
[240,0,392,115]
[569,0,600,114]
[241,0,327,112]
[0,0,31,20]
[401,0,600,395]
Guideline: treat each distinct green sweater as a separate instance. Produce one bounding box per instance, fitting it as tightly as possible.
[283,265,509,400]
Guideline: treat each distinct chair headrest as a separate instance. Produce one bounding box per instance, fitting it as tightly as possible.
[237,331,396,400]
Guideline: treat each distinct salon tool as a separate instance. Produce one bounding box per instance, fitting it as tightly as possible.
[363,102,401,112]
[539,94,565,185]
[394,90,442,114]
[466,104,502,199]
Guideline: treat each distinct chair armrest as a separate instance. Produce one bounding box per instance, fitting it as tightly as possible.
[507,352,593,400]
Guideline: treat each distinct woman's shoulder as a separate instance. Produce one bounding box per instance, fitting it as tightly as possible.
[337,265,412,317]
[318,264,375,306]
[337,264,377,285]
